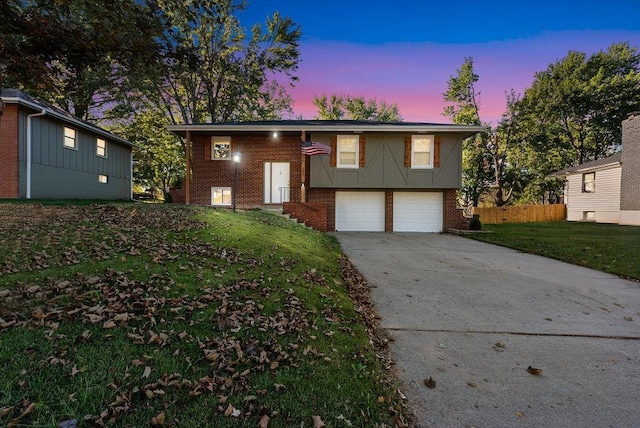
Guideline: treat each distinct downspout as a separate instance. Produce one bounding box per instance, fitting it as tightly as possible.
[26,109,46,199]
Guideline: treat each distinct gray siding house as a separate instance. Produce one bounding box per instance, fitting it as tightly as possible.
[0,89,134,200]
[553,111,640,226]
[167,120,483,232]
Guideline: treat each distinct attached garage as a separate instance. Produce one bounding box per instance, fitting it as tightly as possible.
[335,191,385,231]
[393,192,443,232]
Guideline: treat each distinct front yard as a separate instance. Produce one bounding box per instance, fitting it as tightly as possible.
[466,221,640,281]
[0,203,408,427]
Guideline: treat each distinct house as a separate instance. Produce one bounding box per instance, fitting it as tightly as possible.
[552,111,640,226]
[553,153,622,223]
[0,88,134,200]
[167,120,483,232]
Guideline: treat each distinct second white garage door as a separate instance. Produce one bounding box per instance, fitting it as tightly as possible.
[335,191,385,231]
[393,192,443,232]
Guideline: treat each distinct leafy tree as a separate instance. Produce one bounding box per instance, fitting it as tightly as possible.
[0,0,162,120]
[518,42,640,168]
[111,111,185,200]
[442,57,492,207]
[145,0,300,125]
[313,94,402,121]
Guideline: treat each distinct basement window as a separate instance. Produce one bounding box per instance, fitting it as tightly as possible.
[98,174,108,184]
[211,187,232,206]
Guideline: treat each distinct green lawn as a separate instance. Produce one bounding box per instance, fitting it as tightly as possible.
[466,221,640,280]
[0,203,408,427]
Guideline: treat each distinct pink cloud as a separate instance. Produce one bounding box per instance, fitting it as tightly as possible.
[285,30,640,124]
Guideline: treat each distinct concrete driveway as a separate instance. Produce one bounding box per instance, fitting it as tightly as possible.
[335,232,640,428]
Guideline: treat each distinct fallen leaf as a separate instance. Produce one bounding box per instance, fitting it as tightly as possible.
[527,366,542,376]
[223,403,240,417]
[58,419,78,428]
[467,381,477,388]
[437,343,447,349]
[377,396,385,403]
[1,406,13,417]
[102,320,116,329]
[493,342,505,351]
[515,411,525,418]
[142,366,152,379]
[258,414,270,428]
[312,415,325,428]
[152,411,165,426]
[423,377,436,389]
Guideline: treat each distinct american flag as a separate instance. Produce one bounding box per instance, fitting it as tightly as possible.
[301,141,331,156]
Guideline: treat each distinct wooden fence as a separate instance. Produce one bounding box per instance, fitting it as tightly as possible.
[472,204,566,224]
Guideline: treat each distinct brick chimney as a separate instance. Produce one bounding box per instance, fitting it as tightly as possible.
[620,112,640,226]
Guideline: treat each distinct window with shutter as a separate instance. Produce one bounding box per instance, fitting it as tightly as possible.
[211,137,231,160]
[337,135,359,168]
[411,135,434,169]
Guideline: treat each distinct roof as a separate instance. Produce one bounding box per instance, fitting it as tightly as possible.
[1,88,135,148]
[552,152,622,177]
[167,120,485,138]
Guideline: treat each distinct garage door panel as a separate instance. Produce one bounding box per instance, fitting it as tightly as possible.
[393,192,443,232]
[336,191,385,231]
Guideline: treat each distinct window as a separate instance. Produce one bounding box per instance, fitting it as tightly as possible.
[96,138,107,157]
[98,174,108,184]
[582,172,595,193]
[64,127,76,149]
[337,135,358,168]
[211,187,232,205]
[212,137,231,159]
[412,135,434,168]
[583,211,595,221]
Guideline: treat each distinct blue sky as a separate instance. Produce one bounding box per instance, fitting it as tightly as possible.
[241,1,640,122]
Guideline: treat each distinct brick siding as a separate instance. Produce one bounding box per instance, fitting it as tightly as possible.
[307,188,336,231]
[0,104,20,198]
[385,190,393,232]
[621,113,640,211]
[282,202,327,232]
[189,134,302,207]
[443,189,467,229]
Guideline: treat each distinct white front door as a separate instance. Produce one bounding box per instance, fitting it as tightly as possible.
[264,162,290,203]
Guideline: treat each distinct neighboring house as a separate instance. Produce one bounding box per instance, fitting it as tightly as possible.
[553,111,640,226]
[0,88,134,200]
[553,153,622,223]
[167,120,483,232]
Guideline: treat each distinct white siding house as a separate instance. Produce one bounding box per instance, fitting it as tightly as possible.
[554,153,622,223]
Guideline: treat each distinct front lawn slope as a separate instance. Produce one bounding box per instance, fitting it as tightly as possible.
[0,204,407,427]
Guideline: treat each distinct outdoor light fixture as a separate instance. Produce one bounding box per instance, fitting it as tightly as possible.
[232,152,242,212]
[272,131,278,138]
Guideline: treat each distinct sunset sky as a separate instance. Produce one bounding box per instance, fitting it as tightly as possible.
[241,1,640,124]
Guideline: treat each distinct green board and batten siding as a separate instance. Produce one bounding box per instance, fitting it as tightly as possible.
[308,133,463,189]
[17,111,132,199]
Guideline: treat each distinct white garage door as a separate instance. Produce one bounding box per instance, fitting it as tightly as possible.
[335,191,385,231]
[393,192,443,232]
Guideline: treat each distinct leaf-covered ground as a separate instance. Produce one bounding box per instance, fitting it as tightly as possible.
[0,203,410,427]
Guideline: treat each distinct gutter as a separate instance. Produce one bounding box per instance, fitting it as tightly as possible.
[2,96,135,148]
[26,109,47,199]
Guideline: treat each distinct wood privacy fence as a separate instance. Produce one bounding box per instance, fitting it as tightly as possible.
[472,204,566,224]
